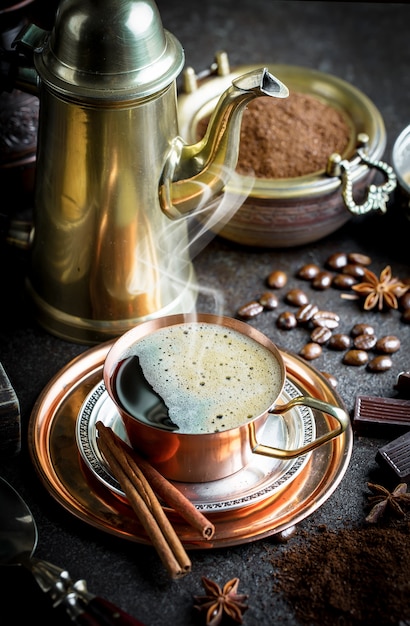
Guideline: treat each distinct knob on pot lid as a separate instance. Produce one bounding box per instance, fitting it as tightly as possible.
[37,0,184,100]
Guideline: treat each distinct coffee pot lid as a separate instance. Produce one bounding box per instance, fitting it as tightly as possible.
[37,0,184,100]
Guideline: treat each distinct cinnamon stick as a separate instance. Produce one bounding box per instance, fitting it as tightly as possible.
[116,435,215,540]
[96,421,191,579]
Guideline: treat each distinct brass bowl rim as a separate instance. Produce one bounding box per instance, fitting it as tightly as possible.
[178,63,386,200]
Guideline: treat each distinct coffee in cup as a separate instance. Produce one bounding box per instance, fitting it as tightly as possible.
[113,321,284,434]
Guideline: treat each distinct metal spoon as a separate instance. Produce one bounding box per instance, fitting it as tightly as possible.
[0,476,145,625]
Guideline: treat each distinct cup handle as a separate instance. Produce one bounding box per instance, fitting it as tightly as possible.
[249,396,350,459]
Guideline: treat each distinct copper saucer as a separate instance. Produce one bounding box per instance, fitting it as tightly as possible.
[75,378,315,511]
[28,341,352,549]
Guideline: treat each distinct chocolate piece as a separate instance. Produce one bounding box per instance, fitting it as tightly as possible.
[0,362,21,457]
[353,395,410,434]
[394,371,410,397]
[376,431,410,480]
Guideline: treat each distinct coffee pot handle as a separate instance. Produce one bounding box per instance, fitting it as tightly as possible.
[249,396,349,459]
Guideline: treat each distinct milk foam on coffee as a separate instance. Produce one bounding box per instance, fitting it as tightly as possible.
[117,322,283,434]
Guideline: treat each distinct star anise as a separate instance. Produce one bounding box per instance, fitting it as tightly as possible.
[351,265,408,311]
[365,482,410,523]
[194,576,249,626]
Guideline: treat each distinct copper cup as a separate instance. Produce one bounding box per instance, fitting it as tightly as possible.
[103,313,349,482]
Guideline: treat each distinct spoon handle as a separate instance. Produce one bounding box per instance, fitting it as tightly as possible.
[28,557,146,626]
[74,597,146,626]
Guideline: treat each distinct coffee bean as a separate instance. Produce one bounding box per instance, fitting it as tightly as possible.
[300,342,322,360]
[343,349,369,366]
[353,334,377,350]
[320,371,338,388]
[326,252,348,270]
[285,289,309,306]
[342,264,366,278]
[277,311,297,330]
[312,310,340,329]
[402,309,410,324]
[351,323,375,337]
[297,263,321,280]
[347,252,372,266]
[332,274,358,289]
[400,291,410,311]
[310,326,332,344]
[259,291,279,310]
[267,270,287,289]
[376,335,401,354]
[295,303,319,324]
[312,271,333,290]
[237,300,264,319]
[367,355,393,372]
[328,333,352,350]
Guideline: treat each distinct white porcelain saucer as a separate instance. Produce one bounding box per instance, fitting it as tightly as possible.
[76,378,315,512]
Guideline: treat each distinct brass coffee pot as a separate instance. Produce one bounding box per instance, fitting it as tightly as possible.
[6,0,288,344]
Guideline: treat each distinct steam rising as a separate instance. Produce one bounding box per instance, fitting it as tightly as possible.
[129,164,254,315]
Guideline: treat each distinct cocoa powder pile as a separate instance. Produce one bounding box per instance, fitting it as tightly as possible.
[197,91,351,178]
[271,522,410,626]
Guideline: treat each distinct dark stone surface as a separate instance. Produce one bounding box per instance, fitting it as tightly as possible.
[0,2,409,625]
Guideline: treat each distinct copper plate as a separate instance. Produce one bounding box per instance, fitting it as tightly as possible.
[28,341,352,549]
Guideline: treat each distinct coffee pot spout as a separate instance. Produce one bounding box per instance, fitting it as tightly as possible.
[159,67,289,219]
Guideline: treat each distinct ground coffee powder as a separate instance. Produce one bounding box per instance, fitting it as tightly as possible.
[197,91,351,178]
[270,521,410,625]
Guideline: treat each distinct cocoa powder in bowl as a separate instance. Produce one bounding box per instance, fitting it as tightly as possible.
[197,91,351,178]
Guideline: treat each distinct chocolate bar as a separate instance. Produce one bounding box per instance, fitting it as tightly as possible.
[353,395,410,435]
[376,431,410,481]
